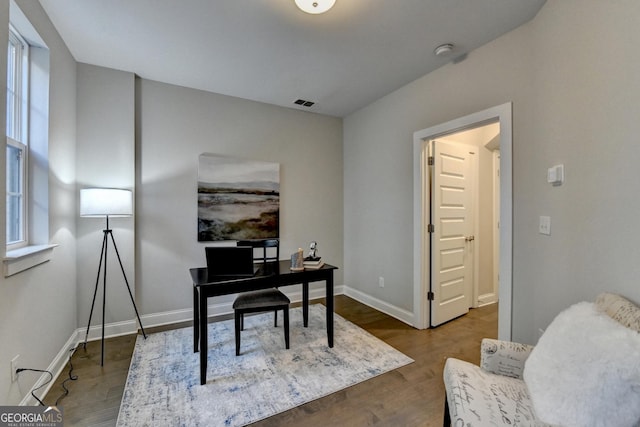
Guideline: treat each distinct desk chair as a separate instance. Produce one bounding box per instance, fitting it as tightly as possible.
[233,239,289,355]
[233,289,290,355]
[236,239,279,263]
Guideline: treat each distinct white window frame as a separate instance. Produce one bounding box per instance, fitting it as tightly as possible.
[4,2,55,277]
[6,25,29,250]
[6,137,27,247]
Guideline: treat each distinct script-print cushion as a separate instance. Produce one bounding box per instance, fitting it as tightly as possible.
[444,358,542,426]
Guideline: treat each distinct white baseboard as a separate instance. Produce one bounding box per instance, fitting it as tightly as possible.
[478,293,498,307]
[82,318,139,342]
[342,286,415,326]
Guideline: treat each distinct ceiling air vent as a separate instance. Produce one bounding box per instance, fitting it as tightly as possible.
[294,99,315,108]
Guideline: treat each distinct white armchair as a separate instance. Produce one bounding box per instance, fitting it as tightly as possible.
[443,293,640,427]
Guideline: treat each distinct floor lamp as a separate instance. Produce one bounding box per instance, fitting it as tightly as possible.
[80,188,147,366]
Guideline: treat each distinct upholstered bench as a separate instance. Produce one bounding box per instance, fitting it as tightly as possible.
[443,293,640,426]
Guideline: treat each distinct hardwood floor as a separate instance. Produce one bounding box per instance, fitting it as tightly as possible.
[44,295,497,426]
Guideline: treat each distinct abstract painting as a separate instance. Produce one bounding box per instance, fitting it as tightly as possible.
[198,154,279,241]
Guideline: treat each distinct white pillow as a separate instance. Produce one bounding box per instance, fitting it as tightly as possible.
[523,302,640,427]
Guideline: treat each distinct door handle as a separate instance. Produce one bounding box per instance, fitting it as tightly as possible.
[465,235,475,242]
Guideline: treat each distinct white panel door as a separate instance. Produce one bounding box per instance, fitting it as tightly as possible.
[430,140,474,327]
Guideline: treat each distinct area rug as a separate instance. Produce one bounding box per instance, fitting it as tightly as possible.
[116,304,413,426]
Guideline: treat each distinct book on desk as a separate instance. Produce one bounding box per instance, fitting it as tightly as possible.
[303,257,324,269]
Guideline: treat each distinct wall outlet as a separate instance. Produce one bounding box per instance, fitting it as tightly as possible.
[378,277,384,288]
[539,216,551,235]
[10,355,20,382]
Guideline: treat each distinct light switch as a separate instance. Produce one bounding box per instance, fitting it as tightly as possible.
[547,164,564,186]
[539,216,551,235]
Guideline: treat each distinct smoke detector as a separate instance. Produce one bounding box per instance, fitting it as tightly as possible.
[434,43,455,57]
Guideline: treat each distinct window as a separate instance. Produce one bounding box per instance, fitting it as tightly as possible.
[6,26,29,249]
[4,4,53,276]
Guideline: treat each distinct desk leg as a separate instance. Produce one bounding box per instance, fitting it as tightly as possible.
[326,273,334,348]
[199,291,208,385]
[193,287,199,353]
[303,281,309,327]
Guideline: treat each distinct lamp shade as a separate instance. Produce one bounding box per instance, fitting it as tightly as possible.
[80,188,133,217]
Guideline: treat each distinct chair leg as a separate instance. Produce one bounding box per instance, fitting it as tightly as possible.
[274,310,278,327]
[235,311,242,356]
[284,307,290,349]
[443,395,451,427]
[240,313,244,331]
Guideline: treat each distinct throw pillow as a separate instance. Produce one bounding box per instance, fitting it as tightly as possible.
[523,302,640,427]
[595,292,640,333]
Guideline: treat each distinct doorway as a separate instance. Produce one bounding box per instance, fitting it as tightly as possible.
[436,123,501,311]
[412,103,513,340]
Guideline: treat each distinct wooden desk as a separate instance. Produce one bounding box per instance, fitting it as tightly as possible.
[190,260,338,385]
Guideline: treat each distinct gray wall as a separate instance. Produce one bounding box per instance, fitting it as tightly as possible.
[74,70,344,330]
[0,0,77,405]
[135,79,343,316]
[344,0,640,344]
[76,64,136,335]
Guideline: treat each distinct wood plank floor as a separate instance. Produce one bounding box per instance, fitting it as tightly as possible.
[44,295,497,426]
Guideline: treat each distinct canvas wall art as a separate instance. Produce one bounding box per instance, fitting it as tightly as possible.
[198,154,280,241]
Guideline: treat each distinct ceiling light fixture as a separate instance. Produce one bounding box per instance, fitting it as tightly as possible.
[295,0,336,14]
[434,43,455,57]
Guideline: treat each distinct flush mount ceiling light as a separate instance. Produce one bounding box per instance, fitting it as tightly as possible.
[434,43,455,57]
[295,0,336,14]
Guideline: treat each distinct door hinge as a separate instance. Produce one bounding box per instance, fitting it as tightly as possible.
[428,156,434,166]
[427,224,434,233]
[427,291,434,301]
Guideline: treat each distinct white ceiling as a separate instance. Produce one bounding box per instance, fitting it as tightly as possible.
[38,0,545,117]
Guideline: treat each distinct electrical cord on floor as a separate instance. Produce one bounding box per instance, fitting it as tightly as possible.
[16,347,79,407]
[15,368,52,406]
[54,346,79,406]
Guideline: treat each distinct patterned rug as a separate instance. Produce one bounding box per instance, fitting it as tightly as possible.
[117,304,413,426]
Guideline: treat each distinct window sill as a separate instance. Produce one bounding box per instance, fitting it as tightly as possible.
[4,244,58,277]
